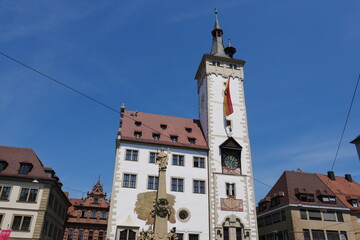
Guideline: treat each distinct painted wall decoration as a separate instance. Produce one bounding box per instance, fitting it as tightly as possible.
[220,198,243,212]
[134,191,176,224]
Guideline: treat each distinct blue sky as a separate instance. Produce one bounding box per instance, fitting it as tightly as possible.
[0,0,359,202]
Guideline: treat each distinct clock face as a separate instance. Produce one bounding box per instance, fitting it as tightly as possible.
[224,155,238,169]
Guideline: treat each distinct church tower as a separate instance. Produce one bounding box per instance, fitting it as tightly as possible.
[195,12,258,240]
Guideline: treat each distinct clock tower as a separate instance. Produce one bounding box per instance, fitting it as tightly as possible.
[195,13,258,240]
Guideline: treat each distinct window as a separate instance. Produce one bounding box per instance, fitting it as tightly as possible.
[349,199,359,207]
[81,211,87,218]
[271,197,280,207]
[119,229,136,240]
[323,212,336,221]
[337,212,344,222]
[193,157,205,168]
[340,232,348,240]
[189,234,199,240]
[12,216,31,231]
[101,212,107,219]
[312,230,325,240]
[160,124,167,130]
[171,178,184,192]
[48,223,53,237]
[226,183,235,197]
[78,230,84,240]
[149,152,157,163]
[224,227,229,240]
[171,136,178,142]
[134,131,142,138]
[153,134,160,140]
[18,163,33,174]
[265,215,272,225]
[193,180,205,194]
[0,186,11,200]
[53,199,59,213]
[42,220,48,235]
[19,188,38,202]
[88,231,94,240]
[309,210,322,220]
[303,230,310,240]
[125,150,138,161]
[326,231,339,240]
[123,174,136,188]
[188,138,196,144]
[297,194,315,202]
[135,121,141,126]
[172,155,184,166]
[177,233,184,240]
[272,212,281,223]
[93,198,98,203]
[281,211,286,221]
[67,229,74,240]
[300,209,307,220]
[91,211,97,218]
[148,176,159,190]
[0,160,8,172]
[357,215,360,224]
[178,210,190,221]
[185,127,192,133]
[99,231,104,240]
[216,61,221,66]
[321,196,336,204]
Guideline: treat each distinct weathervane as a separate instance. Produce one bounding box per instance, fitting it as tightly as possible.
[214,8,218,19]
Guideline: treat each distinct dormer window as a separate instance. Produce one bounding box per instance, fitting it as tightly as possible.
[349,199,359,207]
[18,163,33,175]
[171,136,178,142]
[188,138,196,144]
[134,131,142,138]
[153,134,160,140]
[45,170,54,178]
[0,160,8,172]
[320,195,336,204]
[135,121,142,126]
[271,197,281,207]
[296,193,315,202]
[160,124,167,130]
[185,127,192,133]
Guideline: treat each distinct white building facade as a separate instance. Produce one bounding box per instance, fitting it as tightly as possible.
[107,16,258,240]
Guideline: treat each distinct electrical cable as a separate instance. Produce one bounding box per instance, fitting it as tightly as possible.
[331,74,360,170]
[0,51,280,190]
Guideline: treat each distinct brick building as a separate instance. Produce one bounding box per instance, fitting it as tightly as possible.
[63,179,109,240]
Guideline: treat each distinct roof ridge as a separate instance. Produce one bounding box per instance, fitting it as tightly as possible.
[0,145,34,151]
[125,110,199,121]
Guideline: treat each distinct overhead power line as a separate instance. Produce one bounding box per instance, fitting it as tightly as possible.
[0,51,273,190]
[331,74,360,171]
[0,51,120,114]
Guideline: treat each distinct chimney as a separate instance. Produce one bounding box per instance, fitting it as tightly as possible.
[345,174,353,182]
[327,171,336,181]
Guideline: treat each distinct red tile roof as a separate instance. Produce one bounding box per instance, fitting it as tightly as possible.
[120,110,208,150]
[258,171,347,214]
[0,146,54,181]
[316,173,360,210]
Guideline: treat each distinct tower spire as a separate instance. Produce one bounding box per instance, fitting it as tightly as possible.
[210,9,228,58]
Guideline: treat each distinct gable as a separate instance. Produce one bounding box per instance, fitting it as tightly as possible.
[219,137,242,150]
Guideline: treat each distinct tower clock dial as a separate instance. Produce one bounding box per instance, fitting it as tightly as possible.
[224,155,239,169]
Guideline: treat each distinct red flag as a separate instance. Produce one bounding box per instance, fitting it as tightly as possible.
[0,230,12,240]
[224,76,233,116]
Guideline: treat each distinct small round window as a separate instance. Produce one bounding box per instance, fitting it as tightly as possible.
[177,208,191,223]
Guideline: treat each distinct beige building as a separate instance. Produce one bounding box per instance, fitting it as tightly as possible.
[0,146,70,240]
[257,171,358,240]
